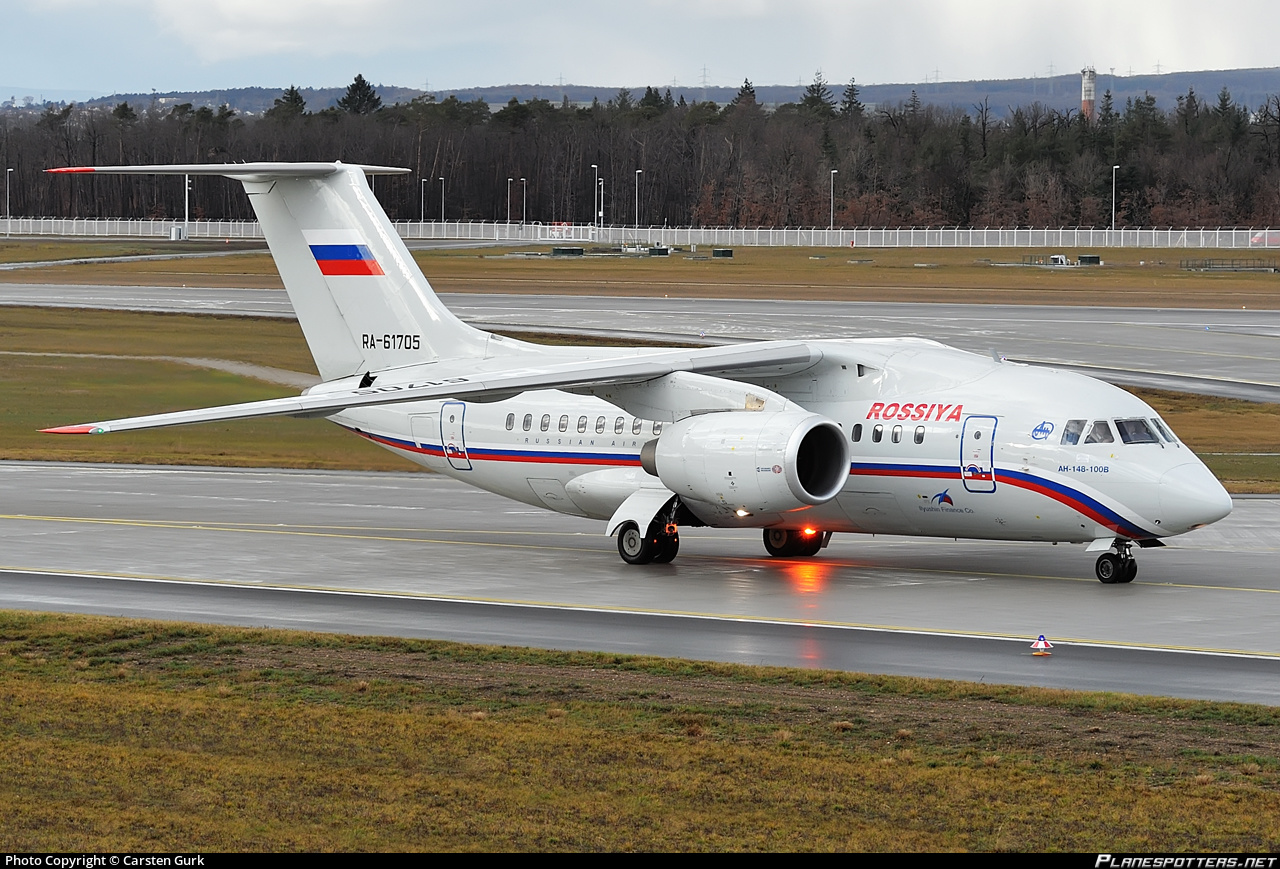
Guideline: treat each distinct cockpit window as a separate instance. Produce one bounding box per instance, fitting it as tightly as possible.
[1115,418,1159,444]
[1084,420,1114,444]
[1061,419,1087,445]
[1151,418,1177,443]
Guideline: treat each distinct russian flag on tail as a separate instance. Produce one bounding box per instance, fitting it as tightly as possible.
[303,230,384,276]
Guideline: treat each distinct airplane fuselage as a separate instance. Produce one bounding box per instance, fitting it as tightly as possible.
[330,338,1231,548]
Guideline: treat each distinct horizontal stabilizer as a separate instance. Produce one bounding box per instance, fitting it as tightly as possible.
[47,162,409,180]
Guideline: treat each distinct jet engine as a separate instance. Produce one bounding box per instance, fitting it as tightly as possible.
[640,411,849,515]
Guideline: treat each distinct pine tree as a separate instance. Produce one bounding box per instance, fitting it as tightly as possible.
[730,78,757,108]
[800,71,836,118]
[266,85,306,120]
[337,74,382,115]
[839,77,863,118]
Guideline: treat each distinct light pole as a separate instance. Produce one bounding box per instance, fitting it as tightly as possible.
[506,177,513,223]
[420,178,427,222]
[439,177,445,223]
[520,177,527,224]
[598,178,605,228]
[1111,164,1120,232]
[184,174,190,240]
[829,169,838,230]
[6,168,12,238]
[590,163,598,229]
[635,169,642,229]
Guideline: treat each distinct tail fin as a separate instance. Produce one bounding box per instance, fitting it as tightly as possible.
[48,162,491,381]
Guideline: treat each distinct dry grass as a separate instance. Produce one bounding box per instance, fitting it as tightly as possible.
[1,610,1277,851]
[0,306,1275,488]
[6,240,1280,308]
[0,238,267,265]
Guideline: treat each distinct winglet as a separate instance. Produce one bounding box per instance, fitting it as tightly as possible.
[40,424,109,434]
[45,167,96,174]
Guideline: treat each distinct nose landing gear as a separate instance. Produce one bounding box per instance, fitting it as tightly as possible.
[617,520,680,565]
[1095,541,1138,584]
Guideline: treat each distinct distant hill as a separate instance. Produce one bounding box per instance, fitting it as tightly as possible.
[57,67,1280,117]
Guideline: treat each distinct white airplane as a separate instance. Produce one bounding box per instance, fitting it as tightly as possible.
[44,161,1232,583]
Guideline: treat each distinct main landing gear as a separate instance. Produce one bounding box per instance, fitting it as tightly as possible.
[1095,541,1138,584]
[617,520,679,565]
[762,528,825,558]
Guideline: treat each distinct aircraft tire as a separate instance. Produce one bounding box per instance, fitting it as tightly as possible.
[1095,553,1122,583]
[651,532,680,564]
[763,528,798,557]
[1119,559,1138,583]
[795,533,824,557]
[618,521,656,565]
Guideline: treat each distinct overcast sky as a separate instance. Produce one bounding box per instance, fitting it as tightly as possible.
[4,0,1279,102]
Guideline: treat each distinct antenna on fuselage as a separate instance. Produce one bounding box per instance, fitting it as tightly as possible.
[989,348,1006,364]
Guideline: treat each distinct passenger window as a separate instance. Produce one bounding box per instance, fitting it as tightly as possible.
[851,423,862,443]
[1151,418,1176,443]
[1115,418,1159,444]
[1084,420,1114,444]
[1061,419,1087,445]
[872,424,883,443]
[614,417,624,434]
[505,413,515,431]
[653,421,663,435]
[522,413,532,432]
[595,416,606,433]
[559,414,569,433]
[891,425,902,443]
[914,425,925,445]
[577,415,588,433]
[632,418,642,435]
[540,414,550,432]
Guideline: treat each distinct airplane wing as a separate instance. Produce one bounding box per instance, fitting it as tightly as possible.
[43,341,820,434]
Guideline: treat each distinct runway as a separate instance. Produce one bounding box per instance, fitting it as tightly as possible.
[2,461,1277,704]
[3,284,1278,400]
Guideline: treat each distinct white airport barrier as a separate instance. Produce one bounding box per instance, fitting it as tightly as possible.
[4,217,1279,248]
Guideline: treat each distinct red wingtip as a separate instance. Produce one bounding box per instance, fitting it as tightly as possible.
[45,167,95,174]
[41,424,102,434]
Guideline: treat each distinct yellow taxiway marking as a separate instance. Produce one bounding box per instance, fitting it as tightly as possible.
[3,564,1277,660]
[4,512,1280,596]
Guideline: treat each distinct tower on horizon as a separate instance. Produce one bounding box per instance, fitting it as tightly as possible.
[1081,66,1097,121]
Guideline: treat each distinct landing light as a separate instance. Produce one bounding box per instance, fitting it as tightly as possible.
[736,509,752,517]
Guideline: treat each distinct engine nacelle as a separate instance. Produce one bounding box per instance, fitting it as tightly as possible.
[641,411,849,515]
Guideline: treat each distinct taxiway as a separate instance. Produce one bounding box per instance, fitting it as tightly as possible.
[2,462,1276,704]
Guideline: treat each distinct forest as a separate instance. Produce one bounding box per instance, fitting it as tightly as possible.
[5,73,1280,229]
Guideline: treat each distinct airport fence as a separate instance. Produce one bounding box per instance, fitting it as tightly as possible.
[5,217,1280,249]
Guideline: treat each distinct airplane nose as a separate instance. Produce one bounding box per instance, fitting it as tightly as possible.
[1158,462,1232,534]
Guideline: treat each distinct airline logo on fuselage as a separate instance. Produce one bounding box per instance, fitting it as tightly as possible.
[867,402,963,422]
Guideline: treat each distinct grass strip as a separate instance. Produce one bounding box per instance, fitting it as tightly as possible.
[1,305,1276,490]
[6,240,1280,307]
[1,610,1278,851]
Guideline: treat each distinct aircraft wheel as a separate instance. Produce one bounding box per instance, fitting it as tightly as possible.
[763,528,798,557]
[618,521,656,565]
[795,532,824,557]
[1095,553,1122,584]
[651,532,680,564]
[1119,558,1138,583]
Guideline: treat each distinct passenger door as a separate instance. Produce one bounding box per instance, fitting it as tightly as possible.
[960,415,998,493]
[440,401,473,471]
